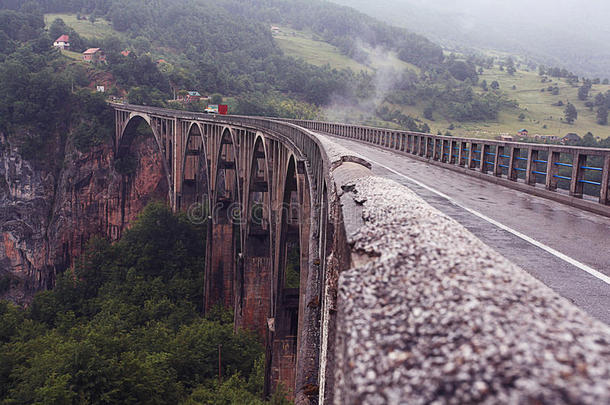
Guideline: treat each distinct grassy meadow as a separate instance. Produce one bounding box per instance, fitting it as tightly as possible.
[44,13,119,39]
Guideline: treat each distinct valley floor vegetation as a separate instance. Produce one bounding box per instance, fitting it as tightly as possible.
[0,203,287,405]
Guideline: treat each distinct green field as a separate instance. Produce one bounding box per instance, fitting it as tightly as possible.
[369,66,610,140]
[275,29,372,73]
[44,13,120,40]
[59,49,84,61]
[274,27,420,75]
[478,67,610,140]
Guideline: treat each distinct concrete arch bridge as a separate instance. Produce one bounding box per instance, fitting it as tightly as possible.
[113,104,610,405]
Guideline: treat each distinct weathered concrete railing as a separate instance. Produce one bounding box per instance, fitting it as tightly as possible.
[285,119,610,217]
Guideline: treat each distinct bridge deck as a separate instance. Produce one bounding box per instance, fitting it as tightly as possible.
[322,134,610,324]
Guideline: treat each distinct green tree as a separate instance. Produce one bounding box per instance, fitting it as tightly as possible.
[210,93,223,104]
[505,57,516,75]
[578,80,592,100]
[564,102,578,124]
[597,106,608,125]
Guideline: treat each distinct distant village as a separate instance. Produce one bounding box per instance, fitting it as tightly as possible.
[53,34,224,113]
[497,129,582,145]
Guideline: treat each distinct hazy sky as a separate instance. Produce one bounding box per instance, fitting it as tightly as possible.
[332,0,610,76]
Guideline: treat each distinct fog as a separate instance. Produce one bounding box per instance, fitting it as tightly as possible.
[331,0,610,77]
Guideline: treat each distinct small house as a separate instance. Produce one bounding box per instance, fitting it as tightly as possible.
[561,133,581,145]
[53,35,70,50]
[121,50,131,57]
[533,134,559,142]
[499,135,515,142]
[271,26,280,34]
[83,48,106,63]
[517,128,529,138]
[183,91,203,102]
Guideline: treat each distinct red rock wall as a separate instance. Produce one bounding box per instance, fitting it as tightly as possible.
[0,131,168,305]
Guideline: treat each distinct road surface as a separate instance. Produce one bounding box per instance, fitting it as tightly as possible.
[323,134,610,324]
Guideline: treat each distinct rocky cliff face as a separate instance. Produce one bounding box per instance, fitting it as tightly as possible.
[0,130,168,305]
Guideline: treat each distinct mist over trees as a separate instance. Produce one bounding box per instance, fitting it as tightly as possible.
[331,0,610,79]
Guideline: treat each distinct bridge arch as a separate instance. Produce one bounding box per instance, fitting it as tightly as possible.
[179,122,210,211]
[115,113,172,229]
[205,126,243,312]
[235,134,274,336]
[266,153,313,397]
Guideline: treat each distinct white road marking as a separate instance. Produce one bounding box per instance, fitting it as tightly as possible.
[367,158,610,286]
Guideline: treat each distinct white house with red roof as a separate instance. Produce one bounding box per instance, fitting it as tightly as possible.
[83,48,106,63]
[53,35,70,50]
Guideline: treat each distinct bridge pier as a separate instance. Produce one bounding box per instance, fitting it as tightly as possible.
[205,222,237,311]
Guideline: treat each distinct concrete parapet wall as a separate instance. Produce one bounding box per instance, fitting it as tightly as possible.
[329,167,610,404]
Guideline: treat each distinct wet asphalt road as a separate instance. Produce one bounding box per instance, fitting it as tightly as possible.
[324,134,610,324]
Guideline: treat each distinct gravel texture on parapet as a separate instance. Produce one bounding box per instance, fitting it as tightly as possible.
[334,175,610,405]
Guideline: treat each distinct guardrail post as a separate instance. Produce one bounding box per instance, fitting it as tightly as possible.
[457,141,465,166]
[525,148,538,185]
[570,153,586,198]
[480,144,490,172]
[601,155,610,204]
[508,146,520,181]
[546,151,560,191]
[494,145,503,176]
[437,139,443,160]
[449,140,457,164]
[468,143,477,169]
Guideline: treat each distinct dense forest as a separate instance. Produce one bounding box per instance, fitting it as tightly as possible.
[0,203,280,404]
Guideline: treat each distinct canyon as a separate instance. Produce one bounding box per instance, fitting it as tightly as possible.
[0,128,168,304]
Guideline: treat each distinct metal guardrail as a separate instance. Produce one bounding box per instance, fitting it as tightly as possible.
[283,119,610,211]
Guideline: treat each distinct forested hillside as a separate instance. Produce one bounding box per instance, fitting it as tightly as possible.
[0,204,276,404]
[0,9,113,160]
[1,0,519,133]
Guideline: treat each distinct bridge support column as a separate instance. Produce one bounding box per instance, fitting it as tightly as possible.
[236,255,272,338]
[205,223,236,311]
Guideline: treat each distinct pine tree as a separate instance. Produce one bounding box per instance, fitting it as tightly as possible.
[564,102,578,124]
